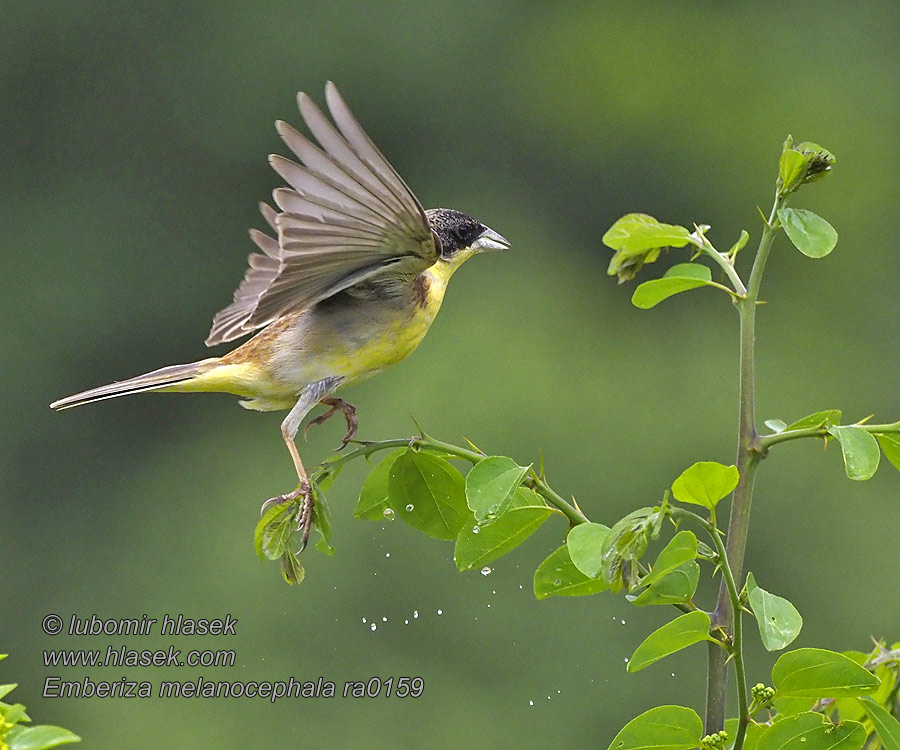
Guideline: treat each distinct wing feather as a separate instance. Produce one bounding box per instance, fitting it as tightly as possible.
[205,83,435,347]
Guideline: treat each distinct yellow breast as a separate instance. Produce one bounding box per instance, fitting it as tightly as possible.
[197,250,478,410]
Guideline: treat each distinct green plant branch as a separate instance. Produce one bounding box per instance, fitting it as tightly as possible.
[759,420,900,450]
[318,434,590,525]
[672,506,750,750]
[705,192,784,738]
[692,230,748,296]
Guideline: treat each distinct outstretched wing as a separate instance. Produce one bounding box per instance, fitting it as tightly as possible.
[205,82,437,347]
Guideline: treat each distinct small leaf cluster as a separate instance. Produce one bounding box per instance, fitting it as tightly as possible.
[0,655,80,750]
[610,642,900,750]
[355,449,558,573]
[763,409,900,482]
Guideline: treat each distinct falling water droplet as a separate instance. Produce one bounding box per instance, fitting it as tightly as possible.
[621,619,626,625]
[382,616,387,622]
[413,610,419,619]
[370,623,377,631]
[385,553,391,558]
[624,658,629,663]
[481,566,492,576]
[404,619,409,625]
[529,700,534,706]
[437,609,443,615]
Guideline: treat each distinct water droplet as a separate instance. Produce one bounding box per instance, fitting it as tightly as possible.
[671,673,675,677]
[529,700,534,706]
[405,503,414,512]
[437,608,443,615]
[554,579,562,586]
[518,584,523,590]
[472,525,480,535]
[370,623,377,631]
[547,695,551,700]
[382,616,387,622]
[487,604,491,608]
[413,610,419,619]
[382,508,394,519]
[404,619,409,625]
[620,619,626,625]
[385,552,391,558]
[362,618,367,623]
[481,566,492,576]
[491,590,496,595]
[624,658,629,663]
[799,739,806,744]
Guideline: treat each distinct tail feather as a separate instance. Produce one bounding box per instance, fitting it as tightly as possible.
[50,359,220,410]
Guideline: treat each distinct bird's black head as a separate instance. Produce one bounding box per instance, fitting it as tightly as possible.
[425,208,510,259]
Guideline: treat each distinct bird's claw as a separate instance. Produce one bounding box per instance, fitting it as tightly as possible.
[260,479,314,552]
[304,398,358,451]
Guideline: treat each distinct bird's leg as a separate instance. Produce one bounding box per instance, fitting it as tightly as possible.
[303,397,358,450]
[261,377,341,552]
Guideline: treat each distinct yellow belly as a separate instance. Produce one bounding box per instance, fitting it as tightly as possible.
[177,254,469,411]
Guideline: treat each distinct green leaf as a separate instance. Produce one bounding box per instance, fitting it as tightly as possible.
[464,456,530,524]
[605,705,703,750]
[627,611,712,672]
[728,230,750,257]
[746,572,803,651]
[772,697,817,716]
[827,426,880,481]
[756,712,865,750]
[772,648,880,698]
[641,531,699,588]
[765,419,788,433]
[280,550,305,585]
[632,264,731,309]
[454,488,551,571]
[533,545,609,600]
[600,507,660,591]
[603,214,692,255]
[255,504,294,562]
[388,450,468,540]
[0,683,17,701]
[859,698,900,750]
[671,461,739,509]
[355,449,405,520]
[875,433,900,472]
[311,483,335,556]
[6,724,82,749]
[779,148,811,195]
[777,208,838,259]
[631,562,700,606]
[786,410,842,431]
[566,522,612,579]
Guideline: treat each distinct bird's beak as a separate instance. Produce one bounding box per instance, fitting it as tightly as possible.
[472,227,510,252]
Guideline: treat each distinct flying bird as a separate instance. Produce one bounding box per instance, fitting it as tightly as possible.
[51,82,509,549]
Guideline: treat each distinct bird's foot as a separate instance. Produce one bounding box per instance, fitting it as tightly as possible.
[260,479,315,552]
[304,397,358,450]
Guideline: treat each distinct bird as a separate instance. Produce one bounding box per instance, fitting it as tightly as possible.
[51,82,509,549]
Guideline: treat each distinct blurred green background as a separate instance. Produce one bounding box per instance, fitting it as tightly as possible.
[4,1,899,747]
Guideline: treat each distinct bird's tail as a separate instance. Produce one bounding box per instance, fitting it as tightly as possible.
[50,358,223,410]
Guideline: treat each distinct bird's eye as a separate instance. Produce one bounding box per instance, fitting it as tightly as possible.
[455,224,474,242]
